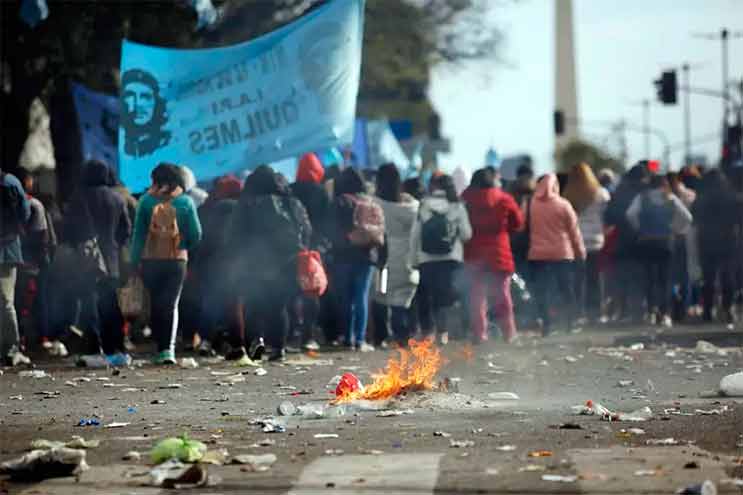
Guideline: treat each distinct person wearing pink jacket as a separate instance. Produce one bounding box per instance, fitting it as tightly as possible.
[527,173,586,336]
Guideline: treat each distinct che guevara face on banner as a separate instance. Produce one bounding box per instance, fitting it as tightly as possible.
[120,69,171,158]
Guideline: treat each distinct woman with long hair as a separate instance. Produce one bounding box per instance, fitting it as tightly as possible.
[562,163,610,323]
[410,174,472,345]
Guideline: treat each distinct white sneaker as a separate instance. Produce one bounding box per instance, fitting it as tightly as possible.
[9,350,32,366]
[49,341,68,357]
[303,340,320,351]
[358,342,375,353]
[439,332,449,346]
[661,315,673,329]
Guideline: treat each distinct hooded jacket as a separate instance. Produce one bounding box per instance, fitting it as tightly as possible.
[291,153,331,248]
[604,166,648,255]
[130,185,202,266]
[462,185,523,273]
[228,166,311,289]
[65,161,132,277]
[410,190,472,266]
[528,174,586,262]
[373,193,420,308]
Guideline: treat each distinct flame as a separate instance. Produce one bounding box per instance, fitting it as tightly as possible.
[333,338,444,403]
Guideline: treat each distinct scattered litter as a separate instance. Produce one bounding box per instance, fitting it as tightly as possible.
[629,343,645,351]
[676,480,717,495]
[254,368,267,377]
[575,400,652,422]
[296,403,327,419]
[720,372,743,397]
[123,451,141,461]
[528,450,553,458]
[277,401,297,416]
[376,409,414,417]
[255,438,276,447]
[564,356,578,363]
[104,422,130,429]
[449,440,475,448]
[617,380,634,387]
[486,467,499,476]
[695,341,726,356]
[76,418,100,427]
[18,370,49,379]
[433,431,451,438]
[542,474,577,483]
[359,448,384,455]
[9,395,23,400]
[201,449,229,465]
[179,357,199,369]
[159,383,183,389]
[635,469,661,477]
[151,435,207,464]
[324,449,345,456]
[285,357,334,367]
[519,464,546,472]
[646,438,680,446]
[30,436,99,450]
[0,448,88,481]
[488,392,520,400]
[684,462,700,469]
[151,399,166,405]
[335,372,363,397]
[695,406,728,415]
[64,381,77,387]
[496,445,517,452]
[313,433,339,439]
[231,453,277,472]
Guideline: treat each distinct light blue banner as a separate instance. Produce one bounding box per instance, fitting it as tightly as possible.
[72,82,120,172]
[119,0,365,192]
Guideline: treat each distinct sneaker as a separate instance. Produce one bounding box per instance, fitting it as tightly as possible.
[439,332,449,346]
[49,341,69,357]
[106,352,132,367]
[234,354,260,367]
[123,336,136,352]
[358,342,375,353]
[225,346,248,361]
[248,338,265,361]
[197,340,214,357]
[8,350,31,366]
[268,348,286,362]
[661,315,673,329]
[41,338,53,350]
[68,325,84,338]
[303,340,320,352]
[153,350,176,365]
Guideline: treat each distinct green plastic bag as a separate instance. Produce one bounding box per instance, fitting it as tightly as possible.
[150,434,207,464]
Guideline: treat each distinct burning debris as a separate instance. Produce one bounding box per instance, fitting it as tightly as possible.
[333,339,445,404]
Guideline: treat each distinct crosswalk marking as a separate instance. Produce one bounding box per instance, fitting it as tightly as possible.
[288,453,444,495]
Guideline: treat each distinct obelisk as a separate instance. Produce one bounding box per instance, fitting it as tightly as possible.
[555,0,579,149]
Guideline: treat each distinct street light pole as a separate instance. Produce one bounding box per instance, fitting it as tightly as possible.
[683,63,691,165]
[722,28,729,118]
[643,99,650,158]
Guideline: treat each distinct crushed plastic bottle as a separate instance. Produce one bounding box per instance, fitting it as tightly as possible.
[296,404,326,419]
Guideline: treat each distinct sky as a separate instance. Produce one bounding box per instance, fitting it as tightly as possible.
[430,0,743,175]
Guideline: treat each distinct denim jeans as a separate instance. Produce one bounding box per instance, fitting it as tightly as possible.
[0,265,20,356]
[530,260,576,333]
[334,262,374,346]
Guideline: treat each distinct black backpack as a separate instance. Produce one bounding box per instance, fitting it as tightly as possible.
[1,173,24,240]
[255,195,304,262]
[421,210,458,255]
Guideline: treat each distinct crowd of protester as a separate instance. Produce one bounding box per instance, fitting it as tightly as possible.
[1,155,742,367]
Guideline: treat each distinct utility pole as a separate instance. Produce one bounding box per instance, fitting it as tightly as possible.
[682,63,691,165]
[643,99,650,158]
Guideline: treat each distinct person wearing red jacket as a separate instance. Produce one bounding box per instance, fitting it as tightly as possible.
[528,173,586,336]
[462,169,524,343]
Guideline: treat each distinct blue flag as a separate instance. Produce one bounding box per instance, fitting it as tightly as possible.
[72,83,120,173]
[119,0,365,192]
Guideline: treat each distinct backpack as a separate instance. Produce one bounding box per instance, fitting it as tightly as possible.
[421,209,458,255]
[345,194,385,247]
[637,193,674,241]
[143,200,182,259]
[0,173,24,240]
[297,249,328,297]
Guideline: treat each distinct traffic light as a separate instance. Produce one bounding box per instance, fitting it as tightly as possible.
[654,70,677,104]
[554,110,565,135]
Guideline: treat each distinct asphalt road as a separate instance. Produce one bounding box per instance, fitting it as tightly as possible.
[1,324,742,494]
